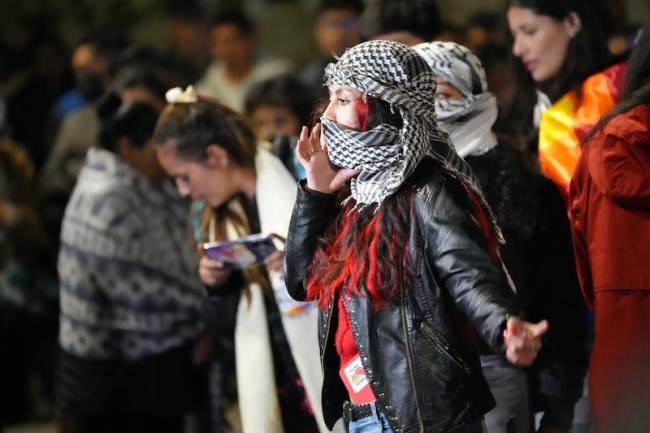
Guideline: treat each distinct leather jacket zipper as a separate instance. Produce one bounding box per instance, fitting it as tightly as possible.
[320,298,335,366]
[401,287,425,432]
[419,321,472,375]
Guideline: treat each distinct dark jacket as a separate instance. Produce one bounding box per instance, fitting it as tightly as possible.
[467,145,589,410]
[284,160,520,433]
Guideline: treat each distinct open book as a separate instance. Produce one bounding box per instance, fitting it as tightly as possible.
[202,233,280,269]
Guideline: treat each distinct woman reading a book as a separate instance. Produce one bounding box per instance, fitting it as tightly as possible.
[154,87,336,433]
[283,40,549,433]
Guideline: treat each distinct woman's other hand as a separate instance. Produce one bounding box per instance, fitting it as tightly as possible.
[264,250,284,274]
[296,124,358,194]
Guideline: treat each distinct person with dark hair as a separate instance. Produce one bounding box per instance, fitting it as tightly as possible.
[244,74,315,179]
[569,21,650,433]
[372,0,441,45]
[505,0,627,197]
[165,3,211,84]
[57,33,130,118]
[38,61,165,247]
[245,74,313,141]
[0,124,55,428]
[196,10,292,112]
[463,12,505,51]
[5,28,73,171]
[300,0,364,100]
[473,43,516,135]
[283,40,549,433]
[55,88,206,433]
[415,41,589,433]
[154,87,334,433]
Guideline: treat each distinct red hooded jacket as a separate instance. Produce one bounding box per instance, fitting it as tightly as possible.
[569,104,650,433]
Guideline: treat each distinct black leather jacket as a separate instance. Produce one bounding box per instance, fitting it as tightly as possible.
[284,162,521,433]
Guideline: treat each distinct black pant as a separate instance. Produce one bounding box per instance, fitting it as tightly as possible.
[58,413,184,433]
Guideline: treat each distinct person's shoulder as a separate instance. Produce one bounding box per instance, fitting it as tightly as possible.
[255,147,297,190]
[582,62,628,100]
[606,104,650,137]
[58,105,99,141]
[410,159,470,218]
[251,57,294,81]
[585,104,650,206]
[410,158,446,191]
[599,62,628,82]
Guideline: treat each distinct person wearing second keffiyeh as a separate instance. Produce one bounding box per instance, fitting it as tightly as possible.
[283,40,552,433]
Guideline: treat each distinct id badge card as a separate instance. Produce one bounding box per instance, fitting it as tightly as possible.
[339,355,376,405]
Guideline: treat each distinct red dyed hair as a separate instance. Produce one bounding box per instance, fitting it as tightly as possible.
[354,97,369,131]
[309,95,369,130]
[306,191,414,309]
[305,93,411,309]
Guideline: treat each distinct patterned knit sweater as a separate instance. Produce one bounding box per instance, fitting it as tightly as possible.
[58,148,205,360]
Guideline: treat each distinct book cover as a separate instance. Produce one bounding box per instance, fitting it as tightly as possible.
[202,233,277,269]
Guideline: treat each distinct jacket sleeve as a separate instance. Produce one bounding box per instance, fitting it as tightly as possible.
[569,154,594,308]
[422,178,521,352]
[283,182,339,301]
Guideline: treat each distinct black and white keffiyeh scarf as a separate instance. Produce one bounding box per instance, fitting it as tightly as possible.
[322,40,504,243]
[414,41,498,158]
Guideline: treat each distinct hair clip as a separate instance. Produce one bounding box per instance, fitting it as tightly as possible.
[165,86,198,104]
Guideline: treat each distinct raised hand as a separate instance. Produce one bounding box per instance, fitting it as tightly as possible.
[295,123,359,194]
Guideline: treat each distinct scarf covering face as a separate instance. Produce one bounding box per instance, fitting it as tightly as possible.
[413,41,498,157]
[322,40,505,244]
[323,40,459,206]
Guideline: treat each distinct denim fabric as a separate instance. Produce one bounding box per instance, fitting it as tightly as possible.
[345,403,487,433]
[346,403,394,433]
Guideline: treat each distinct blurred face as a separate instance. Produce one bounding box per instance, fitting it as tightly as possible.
[119,140,166,183]
[210,23,253,67]
[249,104,301,140]
[156,143,239,208]
[507,6,577,83]
[434,77,464,102]
[315,9,361,57]
[72,44,111,100]
[371,31,424,47]
[322,85,362,131]
[168,18,210,67]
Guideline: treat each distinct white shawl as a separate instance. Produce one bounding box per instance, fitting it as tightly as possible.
[232,149,340,433]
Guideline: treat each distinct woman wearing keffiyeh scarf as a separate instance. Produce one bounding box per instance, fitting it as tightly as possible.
[416,41,589,433]
[284,40,550,433]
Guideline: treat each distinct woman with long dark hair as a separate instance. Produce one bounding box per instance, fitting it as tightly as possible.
[504,0,626,197]
[284,40,549,433]
[569,22,650,433]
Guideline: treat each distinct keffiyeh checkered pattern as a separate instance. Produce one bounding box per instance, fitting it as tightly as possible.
[323,40,505,243]
[413,42,489,118]
[414,41,498,157]
[323,40,448,206]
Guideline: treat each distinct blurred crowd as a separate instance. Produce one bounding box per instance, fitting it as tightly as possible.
[0,0,647,432]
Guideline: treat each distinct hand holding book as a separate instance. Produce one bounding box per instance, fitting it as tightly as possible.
[202,233,285,270]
